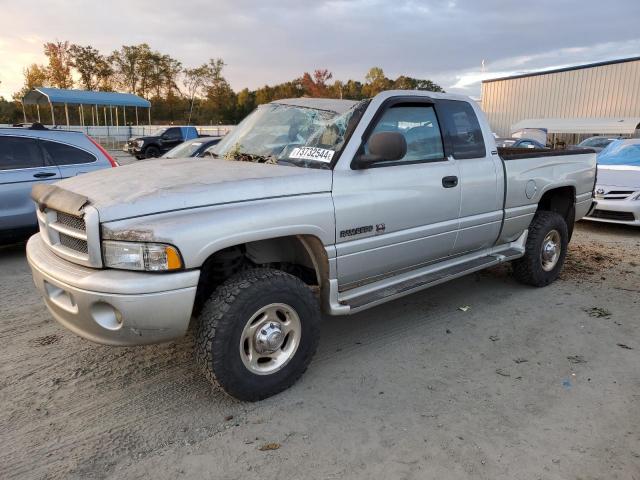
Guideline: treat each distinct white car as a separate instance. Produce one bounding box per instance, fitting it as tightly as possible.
[586,139,640,226]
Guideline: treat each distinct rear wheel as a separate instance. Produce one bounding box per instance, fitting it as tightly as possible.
[195,268,321,401]
[512,211,568,287]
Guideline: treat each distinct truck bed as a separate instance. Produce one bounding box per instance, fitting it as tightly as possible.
[496,147,597,243]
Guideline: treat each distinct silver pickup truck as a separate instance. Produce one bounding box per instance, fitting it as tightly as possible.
[26,91,596,401]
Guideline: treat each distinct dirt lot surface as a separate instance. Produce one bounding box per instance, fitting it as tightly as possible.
[1,221,639,479]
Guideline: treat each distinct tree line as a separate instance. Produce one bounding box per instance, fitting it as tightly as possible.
[0,41,444,125]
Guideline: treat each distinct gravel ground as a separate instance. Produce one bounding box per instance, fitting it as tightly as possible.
[1,221,639,480]
[111,149,137,166]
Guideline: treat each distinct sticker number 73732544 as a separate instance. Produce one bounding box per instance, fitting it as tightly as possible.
[289,147,335,162]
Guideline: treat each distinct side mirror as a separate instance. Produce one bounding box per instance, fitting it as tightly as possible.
[353,131,407,169]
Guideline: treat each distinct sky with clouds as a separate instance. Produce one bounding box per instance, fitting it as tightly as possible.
[1,0,639,99]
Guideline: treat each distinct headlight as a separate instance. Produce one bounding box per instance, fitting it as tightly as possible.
[135,139,145,148]
[102,241,183,271]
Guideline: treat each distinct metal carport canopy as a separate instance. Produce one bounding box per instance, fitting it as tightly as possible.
[511,118,640,135]
[22,87,150,108]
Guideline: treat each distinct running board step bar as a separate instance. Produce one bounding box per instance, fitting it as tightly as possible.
[335,233,527,314]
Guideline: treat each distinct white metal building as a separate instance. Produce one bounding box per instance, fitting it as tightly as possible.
[481,56,640,140]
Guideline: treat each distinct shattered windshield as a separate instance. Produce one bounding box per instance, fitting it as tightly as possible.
[207,100,369,169]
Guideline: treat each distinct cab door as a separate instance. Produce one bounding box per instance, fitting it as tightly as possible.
[0,135,61,231]
[436,100,503,255]
[332,99,461,288]
[159,127,184,151]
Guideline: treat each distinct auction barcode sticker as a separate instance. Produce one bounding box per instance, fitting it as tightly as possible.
[289,147,334,162]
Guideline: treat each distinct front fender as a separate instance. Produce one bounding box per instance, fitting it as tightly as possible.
[100,194,336,269]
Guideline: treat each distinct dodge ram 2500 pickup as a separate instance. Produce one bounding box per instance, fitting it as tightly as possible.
[26,91,597,401]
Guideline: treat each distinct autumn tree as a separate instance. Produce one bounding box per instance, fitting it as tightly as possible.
[0,97,20,123]
[301,69,333,97]
[111,44,149,95]
[148,53,182,98]
[10,39,446,125]
[235,88,255,120]
[110,44,181,99]
[271,80,303,101]
[362,67,393,97]
[393,75,444,92]
[342,79,365,100]
[201,59,236,124]
[183,64,211,123]
[0,79,20,123]
[254,85,274,105]
[69,44,113,90]
[12,63,49,102]
[43,41,74,89]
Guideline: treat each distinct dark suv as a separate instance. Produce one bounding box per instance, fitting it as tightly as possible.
[124,126,200,159]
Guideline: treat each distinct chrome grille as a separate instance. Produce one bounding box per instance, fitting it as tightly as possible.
[59,233,89,253]
[56,212,86,232]
[36,207,99,267]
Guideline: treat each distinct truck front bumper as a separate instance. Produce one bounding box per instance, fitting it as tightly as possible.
[123,144,143,155]
[26,234,200,346]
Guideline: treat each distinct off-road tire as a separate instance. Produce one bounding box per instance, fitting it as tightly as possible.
[512,210,568,287]
[195,268,321,401]
[144,145,160,158]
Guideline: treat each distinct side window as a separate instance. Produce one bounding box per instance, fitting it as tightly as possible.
[0,136,44,170]
[367,104,445,163]
[437,100,486,159]
[163,128,181,141]
[40,140,96,165]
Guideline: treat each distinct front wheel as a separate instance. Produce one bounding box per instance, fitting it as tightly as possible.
[512,211,568,287]
[195,268,321,401]
[144,145,160,158]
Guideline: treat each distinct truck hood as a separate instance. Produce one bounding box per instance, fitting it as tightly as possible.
[52,158,333,222]
[597,165,640,189]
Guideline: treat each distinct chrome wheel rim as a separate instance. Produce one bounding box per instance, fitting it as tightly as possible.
[239,303,301,375]
[540,229,561,272]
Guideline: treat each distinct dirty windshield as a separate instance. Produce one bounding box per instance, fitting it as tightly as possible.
[208,101,368,169]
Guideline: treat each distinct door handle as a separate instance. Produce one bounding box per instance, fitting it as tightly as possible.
[33,172,57,178]
[442,176,458,188]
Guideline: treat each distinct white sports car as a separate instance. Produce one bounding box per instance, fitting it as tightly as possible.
[586,139,640,226]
